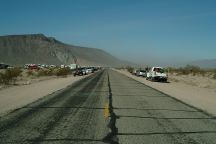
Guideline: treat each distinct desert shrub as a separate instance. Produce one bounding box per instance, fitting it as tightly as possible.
[26,70,34,76]
[212,69,216,79]
[126,66,134,73]
[166,67,176,74]
[0,73,3,84]
[37,68,55,76]
[0,68,22,84]
[179,67,190,75]
[168,65,206,76]
[184,65,204,75]
[55,67,71,76]
[213,73,216,79]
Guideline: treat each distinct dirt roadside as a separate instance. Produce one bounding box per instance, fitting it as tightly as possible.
[0,75,89,116]
[114,69,216,116]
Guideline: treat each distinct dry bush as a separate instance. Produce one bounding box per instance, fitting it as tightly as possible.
[126,66,134,73]
[26,70,35,76]
[211,69,216,79]
[34,67,71,77]
[213,73,216,79]
[168,65,206,76]
[55,67,71,76]
[37,68,55,77]
[0,73,4,84]
[0,68,22,85]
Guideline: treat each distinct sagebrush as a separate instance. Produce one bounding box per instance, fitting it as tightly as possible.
[37,68,55,76]
[55,67,71,76]
[0,68,22,84]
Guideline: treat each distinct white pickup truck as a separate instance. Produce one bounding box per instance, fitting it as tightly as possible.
[146,67,168,82]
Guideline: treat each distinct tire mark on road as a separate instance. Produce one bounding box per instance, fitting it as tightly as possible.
[103,72,119,144]
[29,71,105,144]
[0,74,95,133]
[0,71,105,143]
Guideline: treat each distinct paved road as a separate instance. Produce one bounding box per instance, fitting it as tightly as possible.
[0,69,216,144]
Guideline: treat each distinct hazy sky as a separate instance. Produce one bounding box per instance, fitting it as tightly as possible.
[0,0,216,65]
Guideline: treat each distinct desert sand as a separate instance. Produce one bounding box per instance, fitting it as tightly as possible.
[0,75,88,116]
[114,69,216,116]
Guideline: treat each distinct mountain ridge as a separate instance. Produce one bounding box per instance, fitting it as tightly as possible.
[187,59,216,69]
[0,34,124,66]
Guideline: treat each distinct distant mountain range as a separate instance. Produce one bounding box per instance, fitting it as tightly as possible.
[187,59,216,69]
[0,34,125,66]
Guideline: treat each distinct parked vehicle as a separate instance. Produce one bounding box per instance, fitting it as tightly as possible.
[60,65,65,68]
[0,63,10,69]
[146,67,167,82]
[27,64,39,70]
[86,67,94,74]
[136,70,147,77]
[73,68,87,76]
[81,68,87,75]
[40,64,49,69]
[49,65,56,68]
[93,67,99,72]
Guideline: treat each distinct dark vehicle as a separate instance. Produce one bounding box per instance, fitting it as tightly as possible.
[0,63,10,69]
[73,68,87,76]
[93,67,99,71]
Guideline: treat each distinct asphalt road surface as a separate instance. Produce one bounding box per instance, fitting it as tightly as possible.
[0,69,216,144]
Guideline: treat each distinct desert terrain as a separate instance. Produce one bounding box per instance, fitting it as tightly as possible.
[1,69,216,143]
[0,73,89,116]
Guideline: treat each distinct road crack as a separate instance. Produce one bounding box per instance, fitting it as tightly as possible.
[103,73,119,144]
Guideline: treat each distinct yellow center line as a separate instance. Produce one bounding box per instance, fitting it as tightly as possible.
[104,102,110,119]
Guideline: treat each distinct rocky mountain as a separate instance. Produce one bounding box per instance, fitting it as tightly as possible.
[0,34,124,66]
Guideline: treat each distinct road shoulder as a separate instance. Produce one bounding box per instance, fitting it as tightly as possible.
[113,69,216,116]
[0,75,89,116]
